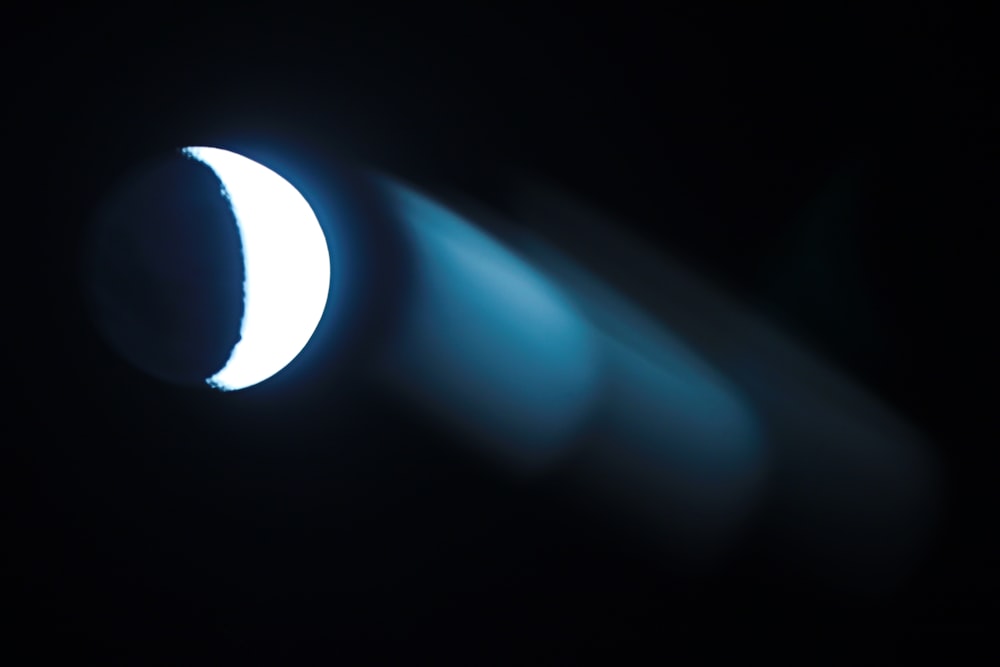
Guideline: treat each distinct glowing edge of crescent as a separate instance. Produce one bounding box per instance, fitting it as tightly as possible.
[182,146,331,391]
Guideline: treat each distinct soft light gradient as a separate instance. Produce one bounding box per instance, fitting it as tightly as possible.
[377,179,600,468]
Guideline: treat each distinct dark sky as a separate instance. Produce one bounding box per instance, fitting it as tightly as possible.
[6,3,994,663]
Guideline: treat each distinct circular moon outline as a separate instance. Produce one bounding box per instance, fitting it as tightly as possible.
[182,146,331,391]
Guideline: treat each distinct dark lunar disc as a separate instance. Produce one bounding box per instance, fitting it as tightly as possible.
[83,151,245,386]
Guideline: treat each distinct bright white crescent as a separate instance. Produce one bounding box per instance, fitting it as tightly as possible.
[183,146,330,391]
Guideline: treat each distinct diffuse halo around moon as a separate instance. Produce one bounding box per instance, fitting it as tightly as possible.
[182,146,331,391]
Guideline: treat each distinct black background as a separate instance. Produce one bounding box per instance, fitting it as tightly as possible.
[6,3,995,663]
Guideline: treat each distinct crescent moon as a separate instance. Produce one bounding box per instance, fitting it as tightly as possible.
[182,146,331,391]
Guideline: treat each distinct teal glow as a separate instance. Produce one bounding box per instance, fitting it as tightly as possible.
[378,180,600,468]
